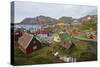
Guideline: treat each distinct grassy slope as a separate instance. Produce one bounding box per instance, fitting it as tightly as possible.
[14,43,63,65]
[14,33,97,65]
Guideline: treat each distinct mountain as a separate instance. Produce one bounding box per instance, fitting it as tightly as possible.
[20,15,57,25]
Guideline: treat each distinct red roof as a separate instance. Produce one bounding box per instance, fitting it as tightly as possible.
[32,28,48,34]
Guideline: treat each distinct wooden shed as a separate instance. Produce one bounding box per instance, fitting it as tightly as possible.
[59,41,74,50]
[18,33,42,54]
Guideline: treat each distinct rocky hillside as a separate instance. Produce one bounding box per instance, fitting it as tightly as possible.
[20,15,57,25]
[59,16,73,23]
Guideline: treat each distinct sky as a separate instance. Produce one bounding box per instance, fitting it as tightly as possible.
[14,1,97,23]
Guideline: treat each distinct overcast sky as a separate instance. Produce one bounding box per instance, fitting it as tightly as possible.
[14,1,97,23]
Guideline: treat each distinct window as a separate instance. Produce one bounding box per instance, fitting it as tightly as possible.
[33,46,37,50]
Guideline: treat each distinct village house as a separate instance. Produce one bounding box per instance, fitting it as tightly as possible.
[52,33,61,42]
[85,31,97,39]
[58,32,75,50]
[59,41,74,50]
[18,33,43,54]
[31,28,48,38]
[46,37,54,44]
[56,22,64,27]
[36,37,50,46]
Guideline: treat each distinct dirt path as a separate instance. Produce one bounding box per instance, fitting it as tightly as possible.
[73,36,97,42]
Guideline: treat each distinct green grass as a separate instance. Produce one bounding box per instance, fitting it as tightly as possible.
[14,45,63,65]
[78,33,87,38]
[71,39,97,61]
[14,37,97,65]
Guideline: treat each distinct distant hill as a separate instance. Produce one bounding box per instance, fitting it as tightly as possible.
[19,15,57,25]
[58,16,73,23]
[77,15,97,22]
[15,15,97,25]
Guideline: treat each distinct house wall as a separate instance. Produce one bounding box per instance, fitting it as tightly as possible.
[26,47,33,54]
[26,44,42,53]
[26,39,43,53]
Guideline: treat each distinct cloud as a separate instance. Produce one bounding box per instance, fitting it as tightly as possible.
[14,1,97,23]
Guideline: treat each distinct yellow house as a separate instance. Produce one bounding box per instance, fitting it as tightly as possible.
[55,22,65,30]
[56,22,64,26]
[53,33,61,42]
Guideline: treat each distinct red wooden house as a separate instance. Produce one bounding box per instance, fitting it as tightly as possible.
[32,28,48,34]
[32,28,48,38]
[18,33,43,54]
